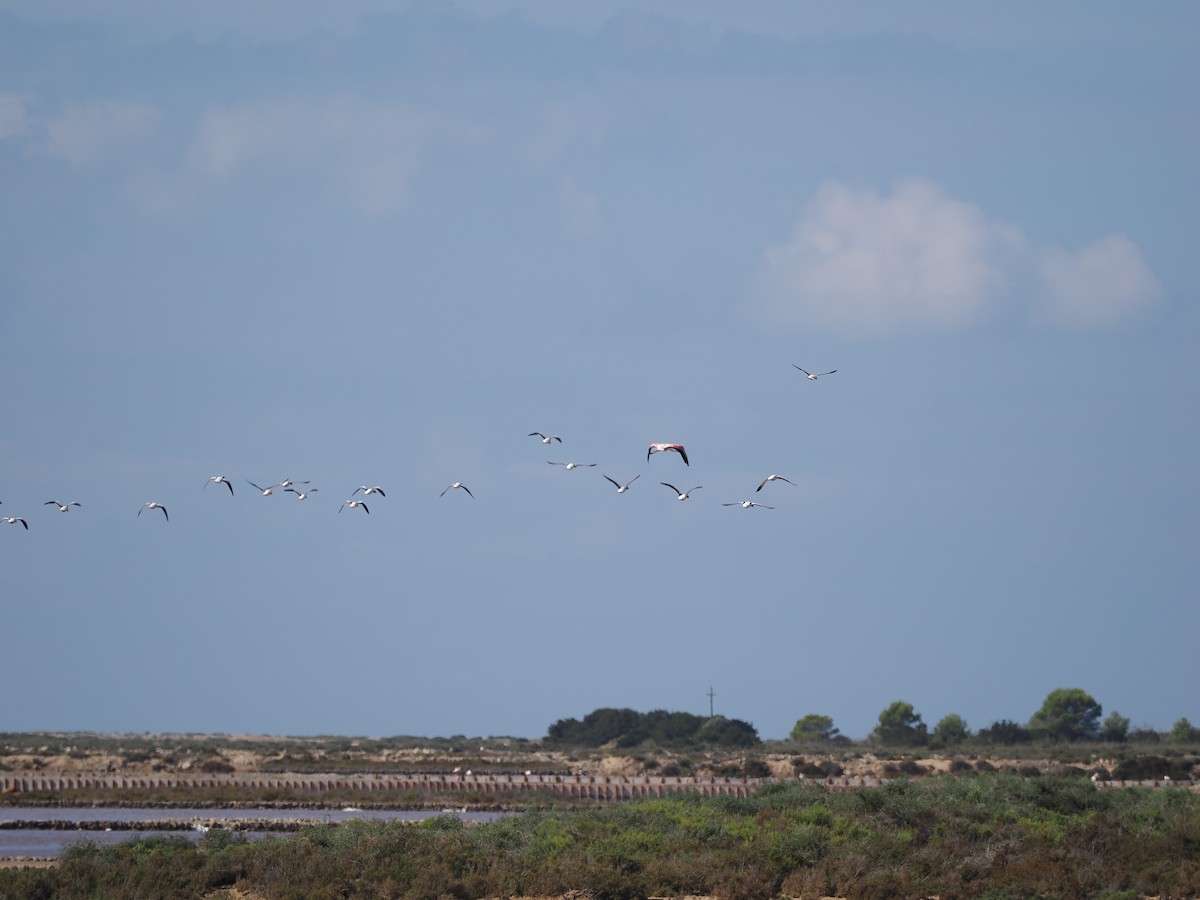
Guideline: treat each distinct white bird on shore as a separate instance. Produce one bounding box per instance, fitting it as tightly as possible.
[648,443,689,465]
[441,482,474,498]
[247,480,279,496]
[662,483,702,501]
[603,474,640,493]
[205,475,234,495]
[45,500,82,512]
[352,486,386,497]
[285,487,318,500]
[549,461,596,470]
[338,499,369,514]
[3,516,28,529]
[723,500,774,509]
[139,502,169,521]
[756,474,797,492]
[528,432,563,444]
[793,364,837,381]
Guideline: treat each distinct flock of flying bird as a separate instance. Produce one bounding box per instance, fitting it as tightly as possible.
[522,436,796,510]
[1,364,836,529]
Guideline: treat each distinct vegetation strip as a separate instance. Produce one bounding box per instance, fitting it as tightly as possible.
[1,774,1198,899]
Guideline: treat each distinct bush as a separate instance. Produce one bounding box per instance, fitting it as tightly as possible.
[6,778,1200,899]
[1112,755,1195,781]
[793,758,843,778]
[743,758,771,778]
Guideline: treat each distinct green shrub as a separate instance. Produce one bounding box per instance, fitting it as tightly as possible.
[5,775,1200,899]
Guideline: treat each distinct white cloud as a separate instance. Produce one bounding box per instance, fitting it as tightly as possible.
[42,100,159,168]
[0,93,33,140]
[753,179,1161,335]
[190,98,426,213]
[754,179,1013,336]
[1036,235,1162,329]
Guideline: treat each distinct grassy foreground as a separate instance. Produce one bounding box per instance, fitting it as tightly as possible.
[2,774,1198,899]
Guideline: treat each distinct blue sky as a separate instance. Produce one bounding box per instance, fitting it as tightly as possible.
[1,1,1197,742]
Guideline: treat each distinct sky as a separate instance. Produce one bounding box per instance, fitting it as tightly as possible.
[1,1,1197,743]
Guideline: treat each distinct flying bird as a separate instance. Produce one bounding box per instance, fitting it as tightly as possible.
[528,432,563,444]
[277,479,309,489]
[352,486,386,497]
[793,365,837,380]
[247,480,279,496]
[441,482,474,498]
[603,474,640,493]
[205,475,235,495]
[756,474,797,492]
[648,443,689,465]
[661,483,702,501]
[548,461,596,470]
[45,500,82,512]
[139,502,169,521]
[338,499,369,514]
[2,517,28,530]
[723,500,774,509]
[285,487,318,500]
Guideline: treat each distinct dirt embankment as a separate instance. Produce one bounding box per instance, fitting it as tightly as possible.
[1,740,1104,783]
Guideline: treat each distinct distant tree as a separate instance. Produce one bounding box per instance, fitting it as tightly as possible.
[545,708,758,749]
[873,701,928,747]
[790,714,840,743]
[615,710,709,748]
[931,713,970,748]
[1170,717,1200,744]
[546,708,641,746]
[695,715,761,748]
[976,719,1032,746]
[1027,688,1102,741]
[1100,711,1130,743]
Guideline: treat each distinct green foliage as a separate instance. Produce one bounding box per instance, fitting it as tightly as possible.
[1028,687,1103,741]
[931,713,970,747]
[695,715,760,748]
[743,758,772,778]
[546,708,760,749]
[1101,710,1131,742]
[793,757,844,778]
[1111,755,1197,781]
[1170,717,1200,744]
[874,700,929,747]
[977,718,1032,745]
[546,707,642,746]
[5,775,1200,899]
[790,713,840,742]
